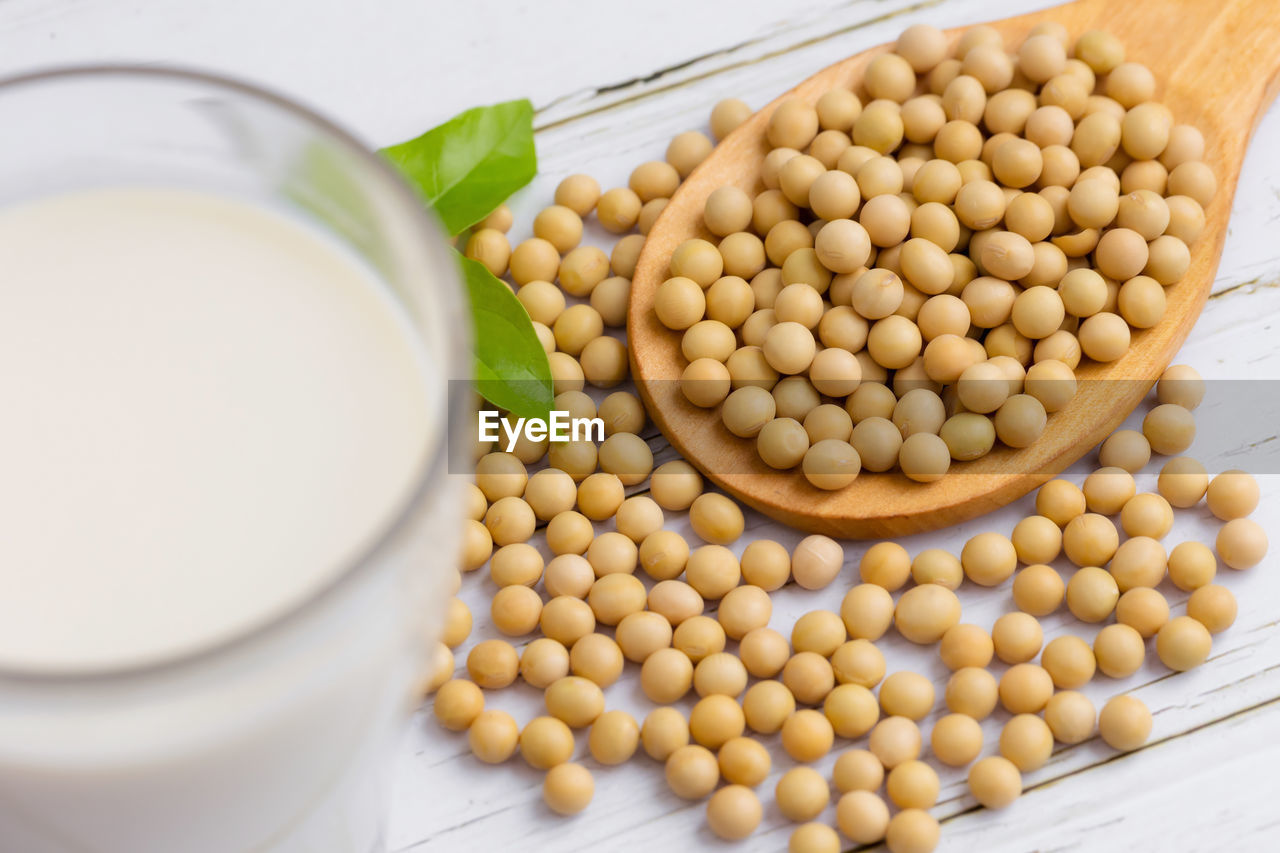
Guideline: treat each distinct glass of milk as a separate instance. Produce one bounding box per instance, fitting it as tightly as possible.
[0,67,468,852]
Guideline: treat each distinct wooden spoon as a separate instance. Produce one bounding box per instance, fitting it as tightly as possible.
[629,0,1280,538]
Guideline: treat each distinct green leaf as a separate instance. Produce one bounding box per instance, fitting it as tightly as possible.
[382,100,536,235]
[457,252,553,421]
[382,101,546,418]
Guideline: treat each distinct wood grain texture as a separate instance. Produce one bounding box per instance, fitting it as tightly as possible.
[629,0,1280,538]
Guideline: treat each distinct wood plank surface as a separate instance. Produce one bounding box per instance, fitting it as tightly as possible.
[0,1,1277,851]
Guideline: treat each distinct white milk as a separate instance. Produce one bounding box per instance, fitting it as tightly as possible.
[0,188,451,852]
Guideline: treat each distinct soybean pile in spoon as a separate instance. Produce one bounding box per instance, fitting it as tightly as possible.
[650,22,1213,489]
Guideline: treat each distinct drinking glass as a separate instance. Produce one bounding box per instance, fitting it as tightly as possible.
[0,66,467,853]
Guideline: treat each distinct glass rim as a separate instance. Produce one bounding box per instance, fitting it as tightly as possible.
[0,63,468,684]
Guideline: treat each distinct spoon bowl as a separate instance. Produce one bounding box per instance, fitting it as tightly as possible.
[629,0,1280,537]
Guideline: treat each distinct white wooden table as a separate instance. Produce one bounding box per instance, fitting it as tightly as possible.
[4,1,1278,850]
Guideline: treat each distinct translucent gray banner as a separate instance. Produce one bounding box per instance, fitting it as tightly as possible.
[451,380,1280,477]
